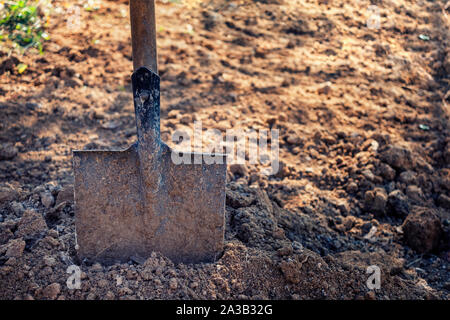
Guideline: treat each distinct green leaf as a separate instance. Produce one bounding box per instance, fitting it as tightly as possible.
[16,63,27,74]
[41,32,49,40]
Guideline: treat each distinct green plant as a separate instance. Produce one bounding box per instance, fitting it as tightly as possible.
[0,0,49,54]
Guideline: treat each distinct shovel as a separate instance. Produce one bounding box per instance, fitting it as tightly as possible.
[73,0,226,264]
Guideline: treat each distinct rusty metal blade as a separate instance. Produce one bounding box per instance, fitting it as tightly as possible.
[73,68,226,264]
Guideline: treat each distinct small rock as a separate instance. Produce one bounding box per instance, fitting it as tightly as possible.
[0,56,20,74]
[317,82,332,95]
[277,245,293,257]
[275,161,290,179]
[42,283,61,300]
[0,186,18,204]
[91,263,103,272]
[402,207,442,253]
[362,169,375,182]
[437,194,450,209]
[10,201,25,215]
[169,278,178,290]
[5,257,17,266]
[386,181,396,194]
[101,120,121,130]
[364,188,387,215]
[167,110,180,119]
[0,226,13,245]
[361,222,373,234]
[98,279,109,288]
[40,192,55,208]
[43,255,57,267]
[378,163,396,181]
[405,185,423,202]
[280,260,301,284]
[105,291,115,300]
[5,238,26,258]
[380,145,414,170]
[179,114,192,125]
[278,113,287,122]
[56,186,74,206]
[272,227,285,240]
[387,190,409,217]
[64,77,83,88]
[33,185,45,194]
[336,201,349,215]
[286,133,302,145]
[93,110,106,120]
[399,171,417,184]
[47,229,59,238]
[16,210,47,239]
[346,182,358,194]
[365,291,376,300]
[0,143,18,160]
[229,163,248,177]
[226,190,254,208]
[249,173,260,185]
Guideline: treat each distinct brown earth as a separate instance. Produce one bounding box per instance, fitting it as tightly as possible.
[0,0,449,300]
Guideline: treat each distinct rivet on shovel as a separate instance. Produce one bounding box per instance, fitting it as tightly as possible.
[73,0,226,264]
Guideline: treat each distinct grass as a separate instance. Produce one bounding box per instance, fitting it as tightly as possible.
[0,0,50,54]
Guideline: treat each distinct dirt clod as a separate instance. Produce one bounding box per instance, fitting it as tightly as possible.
[42,283,61,300]
[5,239,26,258]
[0,143,18,161]
[0,186,18,204]
[364,188,387,215]
[402,207,443,253]
[380,145,414,170]
[16,210,47,239]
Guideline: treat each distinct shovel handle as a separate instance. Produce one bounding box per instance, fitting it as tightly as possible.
[130,0,158,73]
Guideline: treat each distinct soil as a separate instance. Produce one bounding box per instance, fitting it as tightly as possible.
[0,0,449,300]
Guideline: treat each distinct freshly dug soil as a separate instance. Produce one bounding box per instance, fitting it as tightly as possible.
[0,0,449,300]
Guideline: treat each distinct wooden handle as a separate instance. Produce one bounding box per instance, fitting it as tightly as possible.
[130,0,158,73]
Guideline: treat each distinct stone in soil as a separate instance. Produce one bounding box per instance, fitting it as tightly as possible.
[0,143,18,160]
[402,206,443,253]
[286,133,302,145]
[40,192,55,208]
